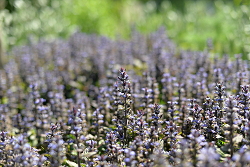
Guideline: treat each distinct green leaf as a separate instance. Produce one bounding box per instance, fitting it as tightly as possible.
[216,138,226,147]
[233,134,243,144]
[82,151,96,158]
[64,160,78,167]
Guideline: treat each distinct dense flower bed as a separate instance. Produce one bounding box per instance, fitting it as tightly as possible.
[0,28,249,166]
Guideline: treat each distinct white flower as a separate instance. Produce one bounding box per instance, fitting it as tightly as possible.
[130,151,136,157]
[48,143,58,150]
[14,144,20,149]
[242,151,250,162]
[98,114,104,119]
[23,143,31,149]
[50,150,57,156]
[58,139,64,145]
[198,147,220,162]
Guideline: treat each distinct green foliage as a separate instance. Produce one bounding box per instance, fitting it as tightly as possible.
[216,138,226,147]
[1,0,250,59]
[63,160,79,167]
[135,1,250,59]
[62,0,127,38]
[1,0,75,49]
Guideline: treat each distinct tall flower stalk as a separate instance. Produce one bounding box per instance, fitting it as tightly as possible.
[115,68,133,146]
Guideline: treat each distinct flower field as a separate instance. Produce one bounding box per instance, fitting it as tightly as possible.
[0,28,249,166]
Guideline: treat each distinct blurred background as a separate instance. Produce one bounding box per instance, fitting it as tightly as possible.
[0,0,250,59]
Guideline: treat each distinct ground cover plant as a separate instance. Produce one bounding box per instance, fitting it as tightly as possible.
[0,28,249,166]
